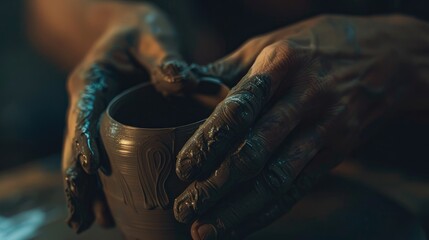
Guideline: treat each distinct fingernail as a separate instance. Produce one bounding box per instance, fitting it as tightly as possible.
[197,224,217,240]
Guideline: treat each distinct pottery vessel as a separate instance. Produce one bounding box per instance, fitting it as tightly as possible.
[99,82,227,239]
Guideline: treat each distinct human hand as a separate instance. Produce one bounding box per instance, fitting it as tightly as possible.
[174,14,426,239]
[62,3,201,233]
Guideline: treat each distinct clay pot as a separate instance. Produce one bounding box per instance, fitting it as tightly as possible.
[99,82,228,239]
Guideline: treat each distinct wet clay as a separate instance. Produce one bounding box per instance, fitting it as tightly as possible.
[99,83,227,240]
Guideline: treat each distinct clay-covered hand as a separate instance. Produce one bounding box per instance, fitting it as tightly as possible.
[174,15,429,239]
[62,3,197,233]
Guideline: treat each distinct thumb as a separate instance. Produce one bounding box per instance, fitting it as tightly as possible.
[195,36,273,87]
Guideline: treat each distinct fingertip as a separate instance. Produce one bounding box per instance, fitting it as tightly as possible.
[152,60,202,95]
[196,224,218,240]
[67,219,82,233]
[174,185,201,224]
[191,220,203,240]
[175,156,197,181]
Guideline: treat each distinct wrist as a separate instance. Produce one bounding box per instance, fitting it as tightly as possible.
[382,15,429,111]
[352,15,429,112]
[96,3,181,68]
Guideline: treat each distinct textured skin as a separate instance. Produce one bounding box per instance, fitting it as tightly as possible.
[60,4,429,238]
[62,3,230,233]
[174,15,429,239]
[61,4,204,233]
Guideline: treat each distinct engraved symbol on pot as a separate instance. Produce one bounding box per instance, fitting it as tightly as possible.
[106,147,136,210]
[138,140,172,209]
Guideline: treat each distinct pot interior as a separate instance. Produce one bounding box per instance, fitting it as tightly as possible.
[109,83,227,128]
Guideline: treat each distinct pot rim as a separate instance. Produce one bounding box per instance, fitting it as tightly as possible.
[104,82,207,131]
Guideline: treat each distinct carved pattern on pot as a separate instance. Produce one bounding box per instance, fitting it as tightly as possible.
[117,172,136,210]
[106,134,137,211]
[137,139,173,210]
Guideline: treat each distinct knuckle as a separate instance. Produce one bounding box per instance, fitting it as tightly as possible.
[262,159,295,194]
[220,92,256,127]
[261,41,291,58]
[84,62,114,84]
[300,77,327,102]
[232,140,267,178]
[67,62,112,97]
[196,181,221,209]
[231,74,271,100]
[242,35,265,49]
[253,41,299,75]
[220,75,272,128]
[312,77,329,94]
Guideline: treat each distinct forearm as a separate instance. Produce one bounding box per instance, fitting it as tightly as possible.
[398,17,429,111]
[315,14,429,112]
[28,0,179,70]
[60,1,183,158]
[56,0,182,96]
[376,15,429,112]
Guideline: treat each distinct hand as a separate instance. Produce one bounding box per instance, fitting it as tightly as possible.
[62,3,200,233]
[174,14,428,239]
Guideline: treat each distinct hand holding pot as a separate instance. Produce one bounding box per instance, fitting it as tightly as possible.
[174,15,429,239]
[62,3,199,233]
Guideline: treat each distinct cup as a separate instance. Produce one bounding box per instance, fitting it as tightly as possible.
[99,82,228,239]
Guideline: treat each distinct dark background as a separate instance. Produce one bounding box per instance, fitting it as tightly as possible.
[0,0,67,169]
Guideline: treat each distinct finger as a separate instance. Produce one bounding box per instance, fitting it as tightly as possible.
[260,104,345,197]
[191,154,326,239]
[193,24,312,87]
[174,95,302,223]
[189,151,322,240]
[176,74,271,181]
[93,177,115,228]
[192,36,276,87]
[70,63,119,174]
[190,108,344,239]
[190,180,275,240]
[227,148,340,239]
[188,130,323,239]
[64,161,96,233]
[72,60,138,174]
[176,41,300,181]
[123,7,196,95]
[151,60,200,95]
[74,131,100,174]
